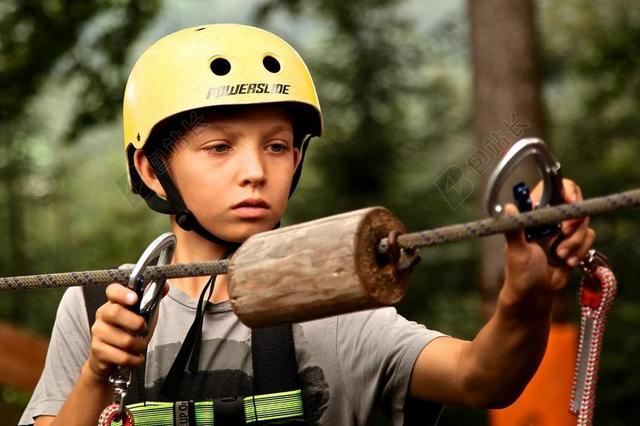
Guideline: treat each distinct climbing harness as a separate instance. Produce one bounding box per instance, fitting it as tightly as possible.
[88,234,305,425]
[98,233,176,426]
[485,138,617,426]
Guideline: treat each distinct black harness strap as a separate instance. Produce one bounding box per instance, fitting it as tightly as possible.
[252,326,300,394]
[82,284,107,332]
[252,325,305,425]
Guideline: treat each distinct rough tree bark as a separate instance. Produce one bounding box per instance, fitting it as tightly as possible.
[469,0,545,316]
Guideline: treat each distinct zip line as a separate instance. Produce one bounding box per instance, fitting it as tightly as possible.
[1,188,638,292]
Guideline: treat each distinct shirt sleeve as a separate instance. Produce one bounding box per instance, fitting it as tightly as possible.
[19,287,92,425]
[336,307,446,425]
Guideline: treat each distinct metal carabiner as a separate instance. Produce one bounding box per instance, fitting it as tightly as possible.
[485,138,565,215]
[127,232,177,328]
[106,232,177,419]
[485,138,566,264]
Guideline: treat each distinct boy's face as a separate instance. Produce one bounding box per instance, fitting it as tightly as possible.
[161,105,301,242]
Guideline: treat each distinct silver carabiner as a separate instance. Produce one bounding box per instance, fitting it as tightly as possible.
[127,232,177,330]
[485,138,564,216]
[484,138,567,264]
[108,232,176,418]
[109,369,131,418]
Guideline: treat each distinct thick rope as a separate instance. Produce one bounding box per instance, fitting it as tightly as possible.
[0,260,229,291]
[1,188,638,292]
[380,188,640,251]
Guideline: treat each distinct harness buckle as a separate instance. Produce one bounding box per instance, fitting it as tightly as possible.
[214,396,246,424]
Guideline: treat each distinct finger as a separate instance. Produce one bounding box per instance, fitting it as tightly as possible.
[556,221,590,259]
[561,216,588,236]
[91,339,145,368]
[162,282,170,298]
[530,180,543,205]
[106,283,138,307]
[566,228,596,267]
[560,180,587,233]
[91,321,148,354]
[97,302,147,335]
[503,203,528,252]
[562,179,583,203]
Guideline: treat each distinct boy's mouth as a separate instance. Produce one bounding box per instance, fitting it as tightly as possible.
[231,198,270,219]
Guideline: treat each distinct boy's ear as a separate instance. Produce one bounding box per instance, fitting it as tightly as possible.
[133,149,168,198]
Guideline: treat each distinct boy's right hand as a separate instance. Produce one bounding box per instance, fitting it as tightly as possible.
[86,283,151,381]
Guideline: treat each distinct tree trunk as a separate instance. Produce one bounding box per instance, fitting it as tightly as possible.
[468,0,545,316]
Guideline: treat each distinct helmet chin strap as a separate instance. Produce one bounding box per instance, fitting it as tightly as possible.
[150,159,241,248]
[288,135,311,199]
[148,135,311,247]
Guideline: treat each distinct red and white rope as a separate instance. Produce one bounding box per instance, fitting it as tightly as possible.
[570,265,617,426]
[98,404,134,426]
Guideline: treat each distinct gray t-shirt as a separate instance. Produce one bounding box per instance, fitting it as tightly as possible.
[20,285,445,425]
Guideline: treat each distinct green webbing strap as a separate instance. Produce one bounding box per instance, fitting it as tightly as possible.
[108,389,304,426]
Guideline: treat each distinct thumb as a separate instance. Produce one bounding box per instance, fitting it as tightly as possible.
[503,203,528,253]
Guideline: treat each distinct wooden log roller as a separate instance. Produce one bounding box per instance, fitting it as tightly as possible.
[228,207,412,328]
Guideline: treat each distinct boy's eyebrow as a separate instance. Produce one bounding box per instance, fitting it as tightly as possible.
[197,123,238,136]
[194,124,292,139]
[264,124,294,139]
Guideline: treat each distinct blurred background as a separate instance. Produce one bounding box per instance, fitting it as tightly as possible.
[0,0,638,424]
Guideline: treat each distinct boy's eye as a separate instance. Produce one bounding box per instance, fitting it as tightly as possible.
[267,142,289,153]
[207,143,230,153]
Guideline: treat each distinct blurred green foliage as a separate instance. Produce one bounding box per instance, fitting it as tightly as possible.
[0,0,161,332]
[0,0,638,424]
[541,1,640,424]
[0,1,161,421]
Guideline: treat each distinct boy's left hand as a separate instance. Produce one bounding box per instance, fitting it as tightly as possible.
[501,178,596,303]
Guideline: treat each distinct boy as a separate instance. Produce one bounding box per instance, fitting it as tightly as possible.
[20,24,595,425]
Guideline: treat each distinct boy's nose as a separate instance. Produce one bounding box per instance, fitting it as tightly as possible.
[239,153,267,188]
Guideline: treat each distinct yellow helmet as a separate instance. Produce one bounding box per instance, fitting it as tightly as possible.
[122,24,323,244]
[123,23,323,191]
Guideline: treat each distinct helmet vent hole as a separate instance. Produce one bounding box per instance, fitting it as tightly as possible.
[263,55,281,73]
[210,58,231,76]
[195,27,205,31]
